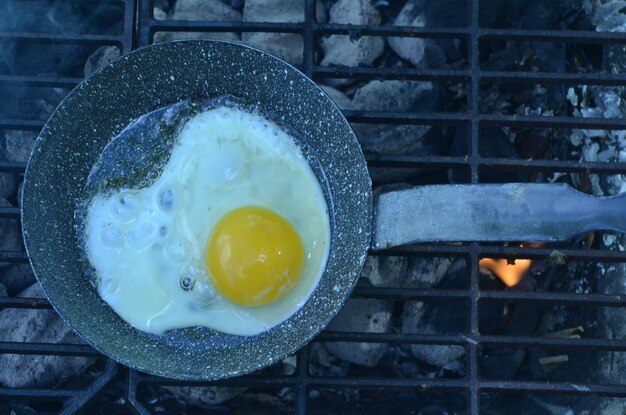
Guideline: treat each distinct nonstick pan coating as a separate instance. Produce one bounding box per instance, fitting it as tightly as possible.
[21,40,372,380]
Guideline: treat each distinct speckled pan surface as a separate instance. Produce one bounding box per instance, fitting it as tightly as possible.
[21,40,372,380]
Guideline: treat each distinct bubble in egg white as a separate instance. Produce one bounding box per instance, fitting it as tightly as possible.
[200,147,245,189]
[157,187,177,212]
[165,240,190,263]
[126,222,156,251]
[101,277,119,296]
[189,280,217,307]
[99,224,124,249]
[112,192,140,222]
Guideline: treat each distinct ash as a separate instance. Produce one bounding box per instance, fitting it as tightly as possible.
[2,0,626,414]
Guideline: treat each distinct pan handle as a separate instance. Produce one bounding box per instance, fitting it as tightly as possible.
[372,182,626,250]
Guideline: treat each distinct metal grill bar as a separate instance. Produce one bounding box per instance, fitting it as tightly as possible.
[344,111,626,129]
[316,68,626,87]
[0,119,46,129]
[0,388,80,399]
[314,66,469,81]
[0,161,27,173]
[352,286,626,306]
[0,32,126,45]
[0,250,29,263]
[132,371,469,390]
[375,245,626,261]
[0,75,83,87]
[0,206,21,218]
[366,155,626,174]
[316,332,626,351]
[479,381,626,396]
[0,297,51,309]
[0,342,101,356]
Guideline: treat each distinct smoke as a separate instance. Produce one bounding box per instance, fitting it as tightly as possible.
[0,1,124,123]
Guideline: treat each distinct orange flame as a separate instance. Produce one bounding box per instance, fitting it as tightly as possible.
[479,257,531,287]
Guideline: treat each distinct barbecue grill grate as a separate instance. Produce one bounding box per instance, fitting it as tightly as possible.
[1,0,626,413]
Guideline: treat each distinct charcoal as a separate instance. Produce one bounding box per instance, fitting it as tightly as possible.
[401,301,465,366]
[0,284,95,388]
[309,342,350,377]
[153,7,167,21]
[597,259,626,387]
[404,257,453,289]
[0,172,16,199]
[479,348,525,380]
[321,0,385,68]
[0,197,21,268]
[387,0,426,66]
[242,0,326,65]
[154,0,241,43]
[350,80,438,155]
[324,299,392,367]
[360,255,408,287]
[320,85,351,110]
[4,130,38,163]
[83,46,121,77]
[161,386,245,408]
[449,126,523,183]
[597,399,626,415]
[0,263,36,297]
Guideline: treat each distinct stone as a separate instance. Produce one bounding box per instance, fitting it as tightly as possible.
[401,301,465,366]
[153,0,242,43]
[4,130,38,163]
[404,257,454,288]
[324,299,392,367]
[388,0,426,66]
[361,255,408,287]
[0,284,95,388]
[309,343,350,377]
[0,263,37,296]
[83,46,121,77]
[0,197,21,268]
[162,386,245,407]
[320,85,351,110]
[321,0,384,67]
[0,281,6,297]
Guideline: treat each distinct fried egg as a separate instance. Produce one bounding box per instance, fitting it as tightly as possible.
[84,106,330,336]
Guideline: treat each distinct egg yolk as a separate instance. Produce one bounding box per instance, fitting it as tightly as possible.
[206,206,305,307]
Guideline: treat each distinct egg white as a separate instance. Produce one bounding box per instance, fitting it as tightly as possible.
[85,106,330,336]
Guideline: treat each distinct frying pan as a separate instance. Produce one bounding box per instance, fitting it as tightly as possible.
[22,40,626,380]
